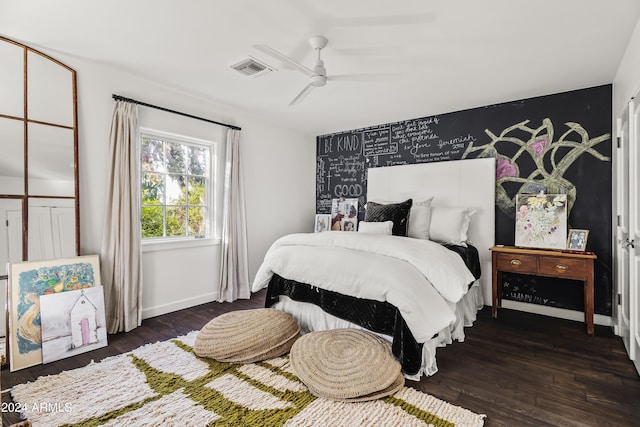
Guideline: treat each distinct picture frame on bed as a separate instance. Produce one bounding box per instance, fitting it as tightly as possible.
[340,218,357,231]
[330,197,358,231]
[515,192,567,250]
[314,214,331,232]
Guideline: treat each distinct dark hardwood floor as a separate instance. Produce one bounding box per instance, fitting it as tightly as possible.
[2,290,639,426]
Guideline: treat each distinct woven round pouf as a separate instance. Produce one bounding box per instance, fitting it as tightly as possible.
[289,329,404,402]
[194,308,300,363]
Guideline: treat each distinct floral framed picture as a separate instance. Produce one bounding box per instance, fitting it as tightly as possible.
[515,193,567,250]
[567,229,589,251]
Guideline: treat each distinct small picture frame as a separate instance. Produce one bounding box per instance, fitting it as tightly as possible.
[330,197,358,231]
[314,214,331,232]
[340,218,357,232]
[567,229,589,251]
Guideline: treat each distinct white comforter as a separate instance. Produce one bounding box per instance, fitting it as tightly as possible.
[252,232,475,343]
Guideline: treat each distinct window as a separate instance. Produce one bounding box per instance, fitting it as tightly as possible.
[140,130,213,240]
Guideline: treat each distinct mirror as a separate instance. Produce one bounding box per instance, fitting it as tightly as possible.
[0,37,79,366]
[28,123,76,197]
[0,119,24,195]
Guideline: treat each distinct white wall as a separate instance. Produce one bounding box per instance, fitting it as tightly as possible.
[614,16,640,115]
[36,52,315,319]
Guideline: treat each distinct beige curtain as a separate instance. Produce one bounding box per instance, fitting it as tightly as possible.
[218,128,250,302]
[101,101,143,333]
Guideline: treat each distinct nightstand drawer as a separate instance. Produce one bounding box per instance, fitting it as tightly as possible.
[496,253,537,274]
[538,257,587,280]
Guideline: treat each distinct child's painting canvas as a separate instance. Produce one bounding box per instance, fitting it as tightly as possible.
[515,193,567,250]
[40,286,107,364]
[8,255,101,371]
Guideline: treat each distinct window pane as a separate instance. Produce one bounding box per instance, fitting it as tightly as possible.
[141,138,165,173]
[166,174,186,205]
[140,131,213,240]
[187,176,206,205]
[188,146,207,176]
[142,172,165,204]
[166,206,186,236]
[141,206,164,238]
[166,142,186,174]
[188,206,207,236]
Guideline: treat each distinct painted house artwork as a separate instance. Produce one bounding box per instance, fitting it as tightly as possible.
[70,291,99,348]
[7,255,101,371]
[40,286,107,364]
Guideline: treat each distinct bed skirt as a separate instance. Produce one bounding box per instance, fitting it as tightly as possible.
[266,275,484,380]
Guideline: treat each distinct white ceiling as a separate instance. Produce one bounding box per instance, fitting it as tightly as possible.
[1,0,639,136]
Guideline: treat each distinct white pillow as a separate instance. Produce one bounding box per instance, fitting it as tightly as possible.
[407,197,434,239]
[429,207,476,246]
[358,221,393,235]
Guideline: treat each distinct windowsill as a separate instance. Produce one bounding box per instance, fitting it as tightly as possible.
[142,237,221,253]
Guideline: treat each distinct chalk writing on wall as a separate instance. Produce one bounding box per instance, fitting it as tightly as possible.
[315,84,612,315]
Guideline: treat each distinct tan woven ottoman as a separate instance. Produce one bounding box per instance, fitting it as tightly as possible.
[289,328,404,402]
[194,308,300,363]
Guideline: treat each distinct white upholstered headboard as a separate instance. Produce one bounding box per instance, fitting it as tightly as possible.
[367,157,496,304]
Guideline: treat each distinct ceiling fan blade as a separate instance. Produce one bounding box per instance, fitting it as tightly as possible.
[328,73,397,82]
[253,44,316,77]
[289,82,315,106]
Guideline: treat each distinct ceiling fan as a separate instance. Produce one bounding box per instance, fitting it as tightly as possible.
[253,36,333,106]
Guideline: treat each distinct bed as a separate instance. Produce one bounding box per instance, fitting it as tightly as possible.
[251,157,495,379]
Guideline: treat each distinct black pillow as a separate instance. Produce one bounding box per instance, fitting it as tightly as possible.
[365,199,413,236]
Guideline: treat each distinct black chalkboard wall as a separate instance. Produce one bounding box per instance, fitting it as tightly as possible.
[316,84,613,315]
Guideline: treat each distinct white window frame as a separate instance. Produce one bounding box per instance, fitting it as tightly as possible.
[139,128,219,251]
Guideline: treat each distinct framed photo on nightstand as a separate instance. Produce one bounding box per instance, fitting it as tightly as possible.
[567,229,589,251]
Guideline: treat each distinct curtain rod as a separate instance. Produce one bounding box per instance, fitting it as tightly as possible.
[112,94,241,131]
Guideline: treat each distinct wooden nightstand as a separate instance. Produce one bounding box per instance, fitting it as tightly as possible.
[490,245,597,335]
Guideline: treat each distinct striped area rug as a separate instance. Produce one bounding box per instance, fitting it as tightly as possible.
[11,331,485,426]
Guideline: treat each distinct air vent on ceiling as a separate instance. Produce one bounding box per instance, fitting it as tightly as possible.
[230,56,274,78]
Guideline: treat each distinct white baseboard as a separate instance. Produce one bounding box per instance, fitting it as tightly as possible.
[501,300,612,327]
[142,292,219,320]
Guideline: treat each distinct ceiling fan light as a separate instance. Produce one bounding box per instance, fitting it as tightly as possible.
[311,75,327,87]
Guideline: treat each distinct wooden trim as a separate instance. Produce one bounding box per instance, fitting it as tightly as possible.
[0,36,77,74]
[27,118,74,129]
[22,44,28,260]
[489,245,597,259]
[72,68,80,256]
[26,195,76,200]
[0,114,75,130]
[0,114,23,121]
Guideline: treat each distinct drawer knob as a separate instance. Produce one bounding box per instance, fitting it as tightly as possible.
[556,264,569,270]
[510,259,522,266]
